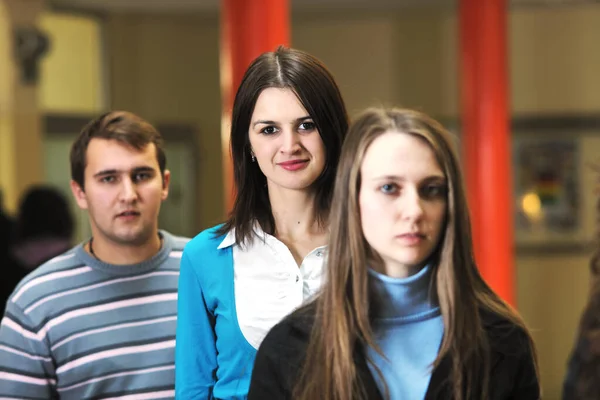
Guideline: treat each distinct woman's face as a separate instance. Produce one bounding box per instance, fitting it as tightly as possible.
[359,131,447,278]
[248,88,326,194]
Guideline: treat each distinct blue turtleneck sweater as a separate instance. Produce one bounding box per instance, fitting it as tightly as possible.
[366,265,444,400]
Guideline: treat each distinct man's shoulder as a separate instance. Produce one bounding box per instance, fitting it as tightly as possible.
[161,230,191,252]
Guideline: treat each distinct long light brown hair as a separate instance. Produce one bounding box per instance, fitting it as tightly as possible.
[294,107,539,400]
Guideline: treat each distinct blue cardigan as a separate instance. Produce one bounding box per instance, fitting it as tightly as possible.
[176,226,256,399]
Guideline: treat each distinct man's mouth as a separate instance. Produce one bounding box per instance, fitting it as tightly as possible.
[117,211,140,218]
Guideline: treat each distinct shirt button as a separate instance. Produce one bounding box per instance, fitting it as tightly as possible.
[295,275,299,283]
[316,250,323,257]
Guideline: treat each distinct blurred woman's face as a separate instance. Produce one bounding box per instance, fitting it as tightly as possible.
[359,131,447,278]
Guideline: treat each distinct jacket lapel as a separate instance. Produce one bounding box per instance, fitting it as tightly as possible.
[424,352,453,400]
[423,311,507,400]
[354,347,385,400]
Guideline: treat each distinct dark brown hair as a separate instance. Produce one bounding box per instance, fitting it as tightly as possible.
[294,107,539,400]
[217,46,348,244]
[70,111,166,189]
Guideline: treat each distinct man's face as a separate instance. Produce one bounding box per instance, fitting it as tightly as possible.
[70,138,170,247]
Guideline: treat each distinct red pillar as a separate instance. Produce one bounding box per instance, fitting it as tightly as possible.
[220,0,290,212]
[459,0,515,305]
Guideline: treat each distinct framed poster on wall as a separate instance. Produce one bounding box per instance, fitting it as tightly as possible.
[512,115,600,253]
[513,137,580,247]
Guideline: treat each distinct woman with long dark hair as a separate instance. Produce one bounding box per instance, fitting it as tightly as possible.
[175,46,349,399]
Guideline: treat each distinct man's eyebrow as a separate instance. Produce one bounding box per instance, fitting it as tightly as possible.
[93,169,119,178]
[131,166,156,174]
[93,166,155,178]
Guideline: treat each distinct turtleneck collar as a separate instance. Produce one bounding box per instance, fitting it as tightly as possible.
[368,264,440,322]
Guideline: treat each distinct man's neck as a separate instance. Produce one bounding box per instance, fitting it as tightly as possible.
[88,233,163,265]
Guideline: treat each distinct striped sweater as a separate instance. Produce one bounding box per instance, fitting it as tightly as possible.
[0,230,188,399]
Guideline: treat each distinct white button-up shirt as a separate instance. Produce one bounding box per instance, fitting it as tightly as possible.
[218,228,326,349]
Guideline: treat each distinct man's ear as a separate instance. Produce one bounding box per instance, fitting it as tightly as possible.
[161,170,171,201]
[70,180,88,210]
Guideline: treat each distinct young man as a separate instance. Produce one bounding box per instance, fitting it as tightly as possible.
[0,111,189,399]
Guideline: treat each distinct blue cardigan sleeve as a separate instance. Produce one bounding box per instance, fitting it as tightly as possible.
[176,244,217,399]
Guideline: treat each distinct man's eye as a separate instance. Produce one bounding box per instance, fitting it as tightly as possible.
[133,173,151,182]
[100,176,115,183]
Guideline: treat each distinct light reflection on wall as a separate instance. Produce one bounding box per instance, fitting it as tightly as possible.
[521,191,543,223]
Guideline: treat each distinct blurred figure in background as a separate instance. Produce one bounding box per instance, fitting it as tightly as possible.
[562,195,600,399]
[11,185,74,272]
[0,189,16,308]
[0,189,14,250]
[1,185,72,309]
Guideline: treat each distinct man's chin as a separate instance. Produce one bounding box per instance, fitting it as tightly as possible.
[111,229,153,246]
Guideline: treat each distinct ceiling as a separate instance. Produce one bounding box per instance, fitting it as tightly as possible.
[49,0,445,14]
[49,0,600,14]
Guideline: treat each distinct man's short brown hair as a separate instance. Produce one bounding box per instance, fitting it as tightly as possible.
[70,111,166,189]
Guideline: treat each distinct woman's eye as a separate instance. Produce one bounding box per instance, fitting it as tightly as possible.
[260,126,278,135]
[422,184,447,198]
[299,121,316,132]
[380,183,398,194]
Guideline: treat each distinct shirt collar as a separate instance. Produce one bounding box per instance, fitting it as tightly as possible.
[217,229,236,249]
[217,222,267,250]
[217,223,329,254]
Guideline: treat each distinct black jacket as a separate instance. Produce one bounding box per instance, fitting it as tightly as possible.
[248,306,540,400]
